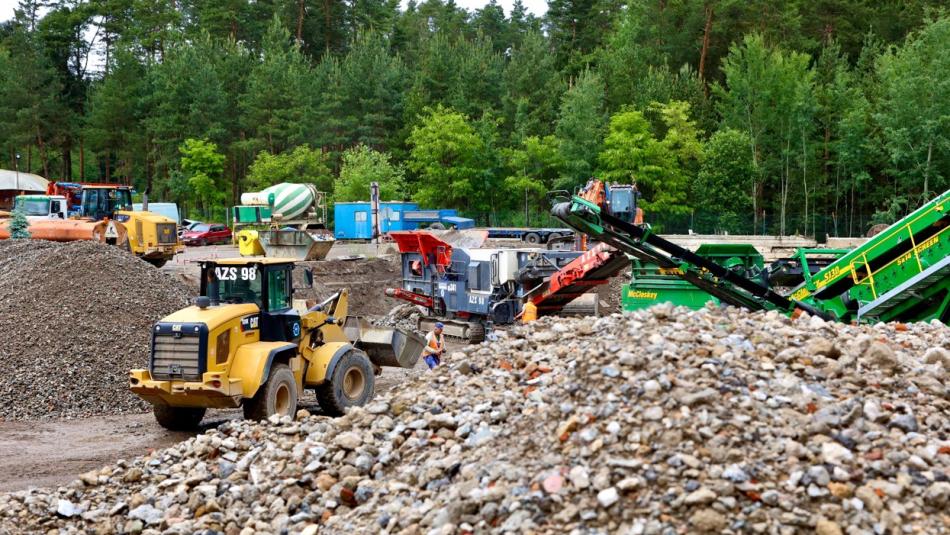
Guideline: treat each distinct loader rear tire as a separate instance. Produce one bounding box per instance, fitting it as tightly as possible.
[317,350,375,416]
[243,364,298,421]
[153,405,206,431]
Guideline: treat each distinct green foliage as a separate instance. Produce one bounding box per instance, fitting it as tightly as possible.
[596,105,696,215]
[335,145,406,202]
[404,33,503,124]
[714,34,816,234]
[407,105,492,210]
[503,31,564,141]
[1,2,948,237]
[328,32,407,151]
[246,145,333,193]
[84,47,148,182]
[241,17,313,154]
[9,203,31,239]
[502,135,564,205]
[546,0,619,74]
[696,128,755,219]
[555,70,606,190]
[874,16,950,199]
[180,138,226,215]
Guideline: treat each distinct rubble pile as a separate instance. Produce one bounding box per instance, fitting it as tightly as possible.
[1,305,948,533]
[376,304,425,335]
[0,240,192,420]
[296,257,402,317]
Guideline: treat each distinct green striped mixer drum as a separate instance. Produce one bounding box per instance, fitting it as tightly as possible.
[240,183,316,220]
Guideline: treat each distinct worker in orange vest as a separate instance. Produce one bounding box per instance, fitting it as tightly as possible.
[422,322,445,369]
[522,301,538,323]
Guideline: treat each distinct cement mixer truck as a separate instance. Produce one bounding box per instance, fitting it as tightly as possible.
[231,183,334,261]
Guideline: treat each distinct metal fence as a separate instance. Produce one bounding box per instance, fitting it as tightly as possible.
[464,208,877,239]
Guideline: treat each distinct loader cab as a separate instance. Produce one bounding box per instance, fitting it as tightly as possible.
[606,185,641,224]
[199,258,302,343]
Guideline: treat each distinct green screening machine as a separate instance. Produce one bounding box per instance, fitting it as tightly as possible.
[554,180,950,324]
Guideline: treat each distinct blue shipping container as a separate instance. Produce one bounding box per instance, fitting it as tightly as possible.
[334,202,419,239]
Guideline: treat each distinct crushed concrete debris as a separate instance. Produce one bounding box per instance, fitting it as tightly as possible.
[0,305,948,533]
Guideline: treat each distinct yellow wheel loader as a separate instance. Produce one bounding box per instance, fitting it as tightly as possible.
[129,258,424,430]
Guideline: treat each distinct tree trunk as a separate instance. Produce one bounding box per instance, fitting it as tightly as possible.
[324,0,333,53]
[63,144,72,181]
[801,127,808,237]
[747,111,759,235]
[781,138,791,237]
[79,136,85,180]
[924,140,933,198]
[823,125,831,179]
[146,145,153,194]
[36,129,50,179]
[698,2,714,90]
[849,180,854,237]
[297,0,305,42]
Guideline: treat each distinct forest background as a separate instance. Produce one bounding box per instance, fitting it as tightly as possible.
[1,0,948,235]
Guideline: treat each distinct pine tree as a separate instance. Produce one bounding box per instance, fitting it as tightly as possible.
[240,17,313,154]
[9,204,31,239]
[554,70,606,189]
[503,31,563,142]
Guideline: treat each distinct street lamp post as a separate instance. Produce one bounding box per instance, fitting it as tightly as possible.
[14,153,21,193]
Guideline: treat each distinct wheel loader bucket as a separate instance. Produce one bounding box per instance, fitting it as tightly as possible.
[343,316,424,369]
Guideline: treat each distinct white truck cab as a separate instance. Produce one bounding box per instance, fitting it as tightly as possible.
[13,195,69,221]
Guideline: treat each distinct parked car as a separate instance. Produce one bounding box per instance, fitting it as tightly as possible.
[181,223,232,246]
[178,219,204,238]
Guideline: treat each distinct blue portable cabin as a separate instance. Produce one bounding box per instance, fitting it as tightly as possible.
[334,202,475,239]
[334,201,418,239]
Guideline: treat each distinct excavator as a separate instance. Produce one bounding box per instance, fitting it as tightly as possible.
[549,179,950,324]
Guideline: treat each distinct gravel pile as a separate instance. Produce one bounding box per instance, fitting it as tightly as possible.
[0,240,192,420]
[1,305,949,533]
[296,257,402,317]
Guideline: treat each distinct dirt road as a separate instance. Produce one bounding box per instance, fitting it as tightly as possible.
[0,363,423,493]
[0,413,196,493]
[0,240,465,493]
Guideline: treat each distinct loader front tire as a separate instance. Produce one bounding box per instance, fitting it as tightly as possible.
[153,405,206,431]
[317,350,375,416]
[243,364,298,421]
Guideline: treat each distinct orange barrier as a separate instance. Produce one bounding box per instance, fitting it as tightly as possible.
[0,219,128,245]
